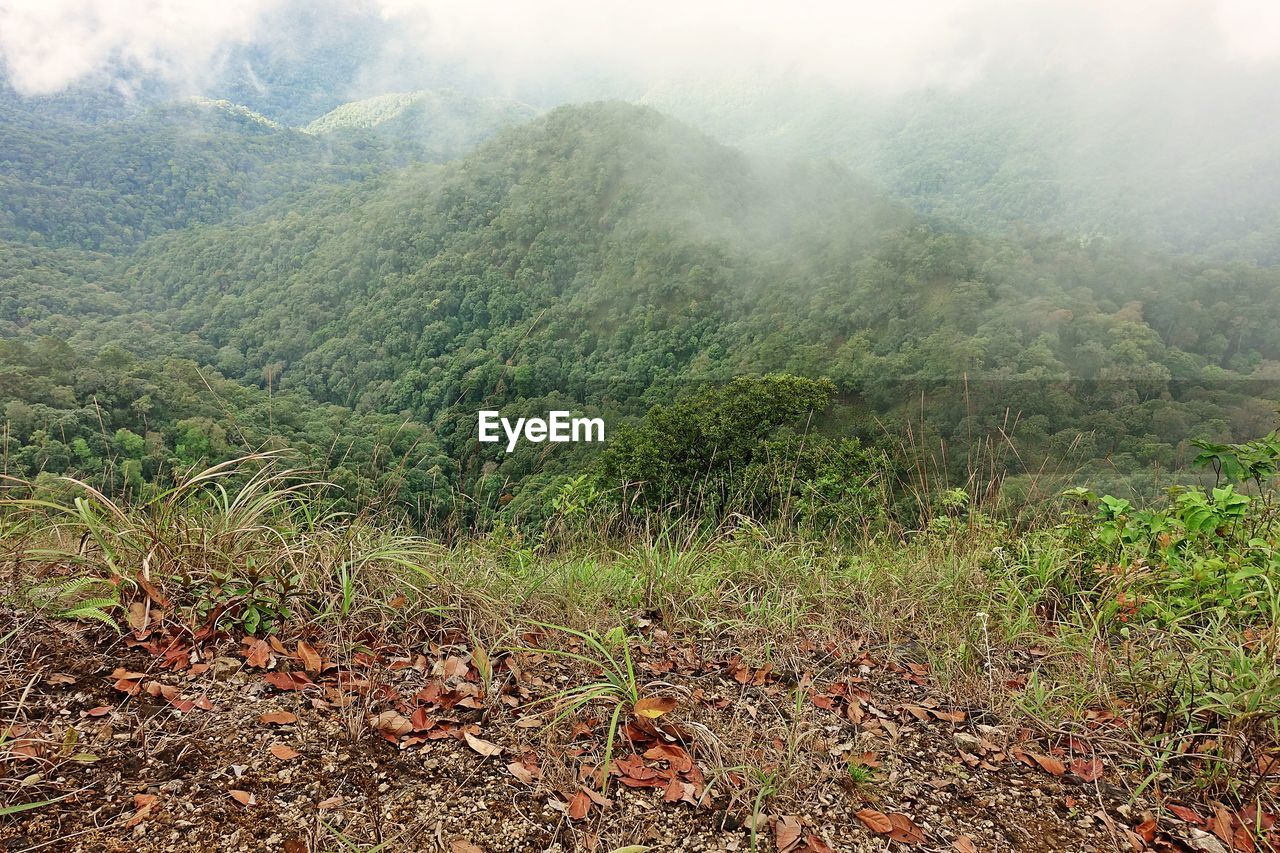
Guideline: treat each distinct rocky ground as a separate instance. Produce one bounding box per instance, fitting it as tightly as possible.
[0,608,1257,852]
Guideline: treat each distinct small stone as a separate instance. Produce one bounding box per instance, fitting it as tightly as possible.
[211,657,242,681]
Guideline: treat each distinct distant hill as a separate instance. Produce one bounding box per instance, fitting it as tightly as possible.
[0,97,380,251]
[4,100,1279,506]
[304,89,537,163]
[642,73,1280,265]
[47,101,1266,499]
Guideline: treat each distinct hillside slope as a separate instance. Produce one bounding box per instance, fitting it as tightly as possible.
[4,101,1279,508]
[101,102,1280,495]
[304,89,537,163]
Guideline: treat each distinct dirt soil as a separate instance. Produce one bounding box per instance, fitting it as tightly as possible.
[0,607,1243,852]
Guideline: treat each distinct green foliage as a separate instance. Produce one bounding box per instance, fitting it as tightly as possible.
[3,99,1280,528]
[596,374,886,525]
[23,575,122,629]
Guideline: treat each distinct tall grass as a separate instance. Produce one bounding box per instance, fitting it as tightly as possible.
[3,449,1277,811]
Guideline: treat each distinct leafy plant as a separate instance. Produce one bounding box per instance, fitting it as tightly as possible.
[514,622,674,793]
[24,575,122,629]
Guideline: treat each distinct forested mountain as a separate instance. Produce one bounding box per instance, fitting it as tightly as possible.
[0,87,536,253]
[0,97,376,251]
[4,100,1278,521]
[643,73,1280,265]
[304,90,538,164]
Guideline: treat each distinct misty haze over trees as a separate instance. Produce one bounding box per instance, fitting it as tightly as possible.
[3,0,1279,524]
[6,4,1280,851]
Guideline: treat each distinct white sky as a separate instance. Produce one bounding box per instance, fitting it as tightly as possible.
[0,0,1277,95]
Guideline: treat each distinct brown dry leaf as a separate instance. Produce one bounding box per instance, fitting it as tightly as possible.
[127,602,148,632]
[633,696,677,719]
[244,639,272,669]
[775,815,803,852]
[642,743,693,773]
[270,743,301,761]
[507,761,534,785]
[953,836,979,852]
[1071,757,1103,782]
[259,710,298,726]
[848,751,880,768]
[1031,753,1066,776]
[317,795,344,810]
[297,640,322,674]
[449,842,483,853]
[264,671,311,691]
[135,571,169,606]
[370,711,412,737]
[124,793,159,828]
[804,835,836,853]
[464,731,502,757]
[887,813,926,844]
[229,789,255,807]
[856,808,893,834]
[567,789,591,820]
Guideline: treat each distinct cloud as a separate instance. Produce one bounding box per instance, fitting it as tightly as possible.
[0,0,282,94]
[1,0,1277,97]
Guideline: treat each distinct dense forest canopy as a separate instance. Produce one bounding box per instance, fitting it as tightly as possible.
[2,13,1278,528]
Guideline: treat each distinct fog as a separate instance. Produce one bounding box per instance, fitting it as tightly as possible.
[3,0,1278,100]
[4,0,1279,260]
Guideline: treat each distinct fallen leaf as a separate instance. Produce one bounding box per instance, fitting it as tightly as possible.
[887,813,926,844]
[1031,752,1066,776]
[411,707,435,732]
[135,571,169,606]
[953,836,979,852]
[263,671,312,691]
[370,711,412,737]
[1169,804,1204,825]
[84,706,112,717]
[270,744,301,760]
[642,743,693,773]
[804,835,836,853]
[449,842,484,853]
[243,639,272,669]
[1071,757,1103,782]
[297,640,322,674]
[127,602,149,632]
[317,795,344,810]
[507,761,534,785]
[775,815,803,852]
[855,808,893,834]
[259,710,298,726]
[125,793,158,828]
[567,789,591,820]
[633,696,677,719]
[464,731,502,757]
[229,789,255,807]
